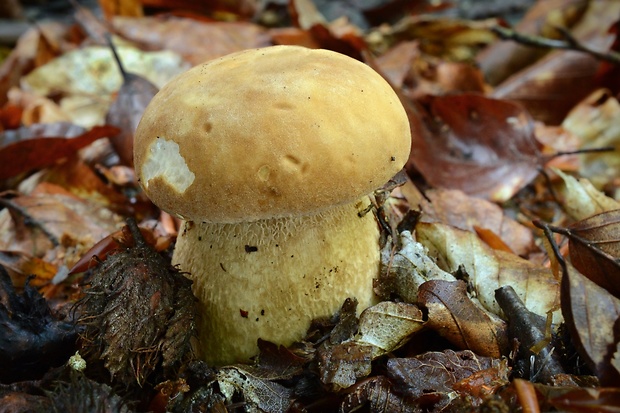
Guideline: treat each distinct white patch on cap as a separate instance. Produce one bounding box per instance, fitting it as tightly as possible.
[142,137,195,193]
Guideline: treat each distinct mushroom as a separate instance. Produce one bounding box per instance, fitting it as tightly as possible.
[133,45,411,365]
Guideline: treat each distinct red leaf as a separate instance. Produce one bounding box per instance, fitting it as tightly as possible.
[0,125,119,180]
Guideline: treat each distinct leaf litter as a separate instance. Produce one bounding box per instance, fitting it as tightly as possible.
[1,0,620,412]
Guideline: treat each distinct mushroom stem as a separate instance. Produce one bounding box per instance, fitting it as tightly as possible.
[173,196,381,365]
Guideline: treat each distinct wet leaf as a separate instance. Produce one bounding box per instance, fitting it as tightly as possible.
[418,280,509,358]
[0,125,119,180]
[561,260,620,385]
[562,90,620,188]
[407,94,543,202]
[567,209,620,297]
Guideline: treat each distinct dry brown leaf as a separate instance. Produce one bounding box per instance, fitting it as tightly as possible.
[550,387,620,413]
[415,221,562,323]
[418,280,508,358]
[477,0,588,85]
[377,230,455,303]
[562,89,620,187]
[407,94,543,202]
[387,350,509,410]
[561,261,620,385]
[112,16,271,65]
[0,125,119,180]
[0,189,123,268]
[491,1,620,125]
[568,209,620,297]
[355,301,425,358]
[554,168,620,220]
[402,187,536,256]
[19,44,188,127]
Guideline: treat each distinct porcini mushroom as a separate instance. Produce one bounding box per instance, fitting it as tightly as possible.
[133,45,411,365]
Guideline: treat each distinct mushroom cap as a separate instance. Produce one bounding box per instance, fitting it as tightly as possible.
[134,45,411,223]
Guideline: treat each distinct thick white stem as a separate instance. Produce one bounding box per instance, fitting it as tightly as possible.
[173,197,381,365]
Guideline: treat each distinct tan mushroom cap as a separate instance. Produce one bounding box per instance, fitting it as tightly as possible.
[134,45,411,223]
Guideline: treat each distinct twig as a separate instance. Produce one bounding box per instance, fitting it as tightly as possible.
[492,25,620,65]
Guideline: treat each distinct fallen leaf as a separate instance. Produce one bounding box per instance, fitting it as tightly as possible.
[562,89,620,187]
[567,209,620,298]
[418,280,508,358]
[491,0,620,125]
[407,94,543,202]
[554,168,620,220]
[355,301,425,358]
[550,387,620,412]
[415,221,562,323]
[105,43,159,167]
[0,125,119,180]
[387,350,509,410]
[377,230,455,303]
[402,187,536,256]
[340,376,412,413]
[561,260,620,385]
[112,16,271,65]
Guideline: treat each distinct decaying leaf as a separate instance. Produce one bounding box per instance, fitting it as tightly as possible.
[387,350,510,410]
[407,94,543,202]
[0,189,123,268]
[554,168,620,221]
[567,209,620,298]
[19,44,188,127]
[77,220,196,387]
[0,124,119,180]
[416,221,562,323]
[214,366,293,413]
[550,387,620,413]
[401,186,536,256]
[562,89,620,187]
[377,230,455,303]
[112,16,271,65]
[418,280,508,358]
[355,301,425,359]
[561,260,620,386]
[340,376,414,413]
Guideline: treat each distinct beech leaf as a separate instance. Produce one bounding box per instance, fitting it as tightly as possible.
[0,125,119,180]
[561,260,620,385]
[416,221,561,323]
[418,280,508,358]
[407,94,542,202]
[568,209,620,298]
